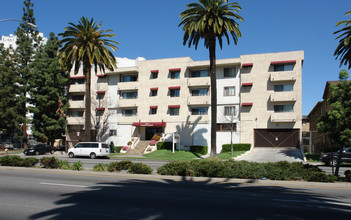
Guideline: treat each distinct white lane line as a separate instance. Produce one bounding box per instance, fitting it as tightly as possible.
[40,182,89,188]
[273,199,351,207]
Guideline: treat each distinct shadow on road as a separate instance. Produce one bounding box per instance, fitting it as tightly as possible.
[30,176,351,220]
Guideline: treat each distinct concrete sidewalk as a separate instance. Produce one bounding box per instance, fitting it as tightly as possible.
[235,147,304,163]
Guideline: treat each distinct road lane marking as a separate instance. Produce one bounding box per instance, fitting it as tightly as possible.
[40,182,89,188]
[273,199,351,207]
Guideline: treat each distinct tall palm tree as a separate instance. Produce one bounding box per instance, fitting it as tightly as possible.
[179,0,243,157]
[59,17,118,142]
[334,10,351,69]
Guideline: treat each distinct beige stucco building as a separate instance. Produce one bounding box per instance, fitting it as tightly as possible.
[66,51,304,153]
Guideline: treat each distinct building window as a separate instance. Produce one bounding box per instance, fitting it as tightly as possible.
[224,86,235,96]
[274,64,294,71]
[274,105,294,113]
[274,84,293,92]
[150,90,158,97]
[109,130,117,136]
[217,123,236,131]
[71,94,84,101]
[191,107,208,115]
[170,89,180,97]
[224,68,236,78]
[71,111,84,117]
[224,106,235,116]
[191,88,208,96]
[170,71,180,79]
[122,75,138,82]
[191,70,209,77]
[121,91,137,99]
[169,108,179,116]
[149,108,157,115]
[71,78,85,85]
[122,109,137,116]
[151,72,158,79]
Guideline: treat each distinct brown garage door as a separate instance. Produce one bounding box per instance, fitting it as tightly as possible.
[254,129,299,148]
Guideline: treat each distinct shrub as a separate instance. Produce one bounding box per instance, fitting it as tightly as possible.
[222,144,251,153]
[40,157,59,169]
[344,170,351,182]
[129,163,153,174]
[157,161,195,176]
[115,146,123,153]
[0,155,23,166]
[157,142,173,150]
[22,158,39,167]
[71,161,83,171]
[93,163,107,172]
[190,145,208,155]
[110,142,115,153]
[58,160,71,170]
[107,160,133,172]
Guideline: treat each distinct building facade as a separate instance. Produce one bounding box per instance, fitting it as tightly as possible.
[66,51,304,153]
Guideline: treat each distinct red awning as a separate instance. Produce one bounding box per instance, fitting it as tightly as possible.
[168,105,180,108]
[169,68,181,72]
[242,102,253,106]
[151,70,159,73]
[97,74,106,78]
[242,82,253,87]
[132,122,166,127]
[69,75,85,79]
[96,108,105,111]
[168,86,181,90]
[96,91,106,94]
[242,63,253,67]
[150,87,158,91]
[150,106,158,109]
[271,60,296,65]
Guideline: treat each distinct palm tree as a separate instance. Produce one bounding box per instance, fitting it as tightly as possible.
[334,10,351,69]
[179,0,243,156]
[59,17,118,142]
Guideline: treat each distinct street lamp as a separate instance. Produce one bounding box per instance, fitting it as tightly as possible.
[0,18,37,29]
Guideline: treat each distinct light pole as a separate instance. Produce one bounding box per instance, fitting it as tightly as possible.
[0,18,37,29]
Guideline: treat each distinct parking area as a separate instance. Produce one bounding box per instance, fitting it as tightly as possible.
[235,147,304,163]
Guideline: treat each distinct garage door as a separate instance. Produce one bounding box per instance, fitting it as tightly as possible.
[254,129,299,148]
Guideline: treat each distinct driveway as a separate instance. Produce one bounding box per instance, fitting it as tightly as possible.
[235,147,304,163]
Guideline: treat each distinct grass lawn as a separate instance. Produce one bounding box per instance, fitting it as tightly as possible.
[217,151,247,159]
[144,150,203,161]
[0,150,24,155]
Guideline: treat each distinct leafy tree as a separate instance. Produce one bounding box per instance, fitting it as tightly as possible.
[0,45,22,141]
[317,69,351,176]
[14,0,41,148]
[334,10,351,69]
[179,0,243,156]
[58,17,118,142]
[29,33,69,145]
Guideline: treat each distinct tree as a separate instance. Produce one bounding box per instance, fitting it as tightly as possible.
[179,0,243,156]
[59,17,118,142]
[317,69,351,176]
[334,10,351,69]
[14,0,41,148]
[29,33,69,145]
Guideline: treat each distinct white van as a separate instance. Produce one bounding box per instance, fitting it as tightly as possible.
[68,142,110,159]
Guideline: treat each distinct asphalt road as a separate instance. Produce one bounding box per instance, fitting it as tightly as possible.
[0,168,350,220]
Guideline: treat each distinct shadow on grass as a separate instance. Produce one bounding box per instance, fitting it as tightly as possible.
[28,174,351,220]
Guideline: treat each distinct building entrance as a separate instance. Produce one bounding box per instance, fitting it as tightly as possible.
[145,127,163,140]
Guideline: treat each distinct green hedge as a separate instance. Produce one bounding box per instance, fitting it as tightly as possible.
[0,155,39,167]
[115,146,123,153]
[222,143,251,152]
[157,142,173,150]
[190,145,208,155]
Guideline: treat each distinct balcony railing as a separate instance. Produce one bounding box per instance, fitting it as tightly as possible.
[271,113,296,123]
[69,84,85,93]
[117,99,138,108]
[117,81,139,91]
[187,77,210,87]
[67,116,84,125]
[187,96,210,105]
[270,92,297,102]
[69,101,84,109]
[270,71,297,82]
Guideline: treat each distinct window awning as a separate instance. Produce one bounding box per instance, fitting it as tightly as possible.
[241,82,253,87]
[132,122,166,127]
[242,63,253,67]
[151,70,159,73]
[96,108,105,111]
[69,75,85,79]
[150,106,158,109]
[97,74,106,78]
[271,60,296,65]
[96,91,106,94]
[168,105,180,108]
[150,87,158,91]
[169,68,181,72]
[168,86,181,90]
[242,102,253,106]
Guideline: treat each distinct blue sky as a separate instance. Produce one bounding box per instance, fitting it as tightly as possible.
[1,0,350,115]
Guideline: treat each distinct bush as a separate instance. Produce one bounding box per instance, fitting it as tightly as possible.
[110,142,115,153]
[129,163,153,174]
[157,161,195,176]
[222,144,251,153]
[71,161,83,171]
[345,170,351,182]
[40,157,59,169]
[93,163,107,172]
[22,158,39,167]
[107,160,133,172]
[190,145,208,155]
[157,142,173,150]
[115,146,123,153]
[58,160,71,170]
[0,155,23,166]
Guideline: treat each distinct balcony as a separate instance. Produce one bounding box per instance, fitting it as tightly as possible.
[67,116,84,125]
[187,96,210,105]
[69,101,84,109]
[270,71,297,82]
[117,81,139,91]
[270,92,297,102]
[69,84,85,93]
[187,77,210,87]
[188,115,210,122]
[271,113,296,123]
[117,99,138,108]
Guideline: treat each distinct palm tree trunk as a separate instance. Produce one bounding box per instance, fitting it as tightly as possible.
[209,36,217,157]
[84,64,92,142]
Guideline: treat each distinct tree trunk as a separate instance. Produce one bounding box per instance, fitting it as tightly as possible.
[22,91,27,149]
[209,37,217,157]
[335,145,344,176]
[84,64,92,142]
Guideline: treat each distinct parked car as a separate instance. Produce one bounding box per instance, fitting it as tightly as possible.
[68,142,110,159]
[24,144,55,156]
[3,143,15,150]
[320,147,351,166]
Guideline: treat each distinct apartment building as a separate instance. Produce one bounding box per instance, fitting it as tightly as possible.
[66,51,303,153]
